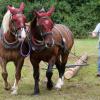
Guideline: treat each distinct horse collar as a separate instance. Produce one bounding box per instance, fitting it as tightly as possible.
[0,29,20,49]
[31,32,55,52]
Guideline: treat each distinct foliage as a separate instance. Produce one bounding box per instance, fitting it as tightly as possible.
[0,0,100,38]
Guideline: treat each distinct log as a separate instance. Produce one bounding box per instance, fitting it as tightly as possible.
[64,53,88,79]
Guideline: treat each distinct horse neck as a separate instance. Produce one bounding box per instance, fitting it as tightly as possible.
[4,31,17,43]
[31,22,43,41]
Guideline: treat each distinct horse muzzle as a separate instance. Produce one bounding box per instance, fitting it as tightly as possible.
[17,28,27,41]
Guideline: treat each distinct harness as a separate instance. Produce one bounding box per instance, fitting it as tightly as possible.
[30,24,67,53]
[30,33,51,52]
[0,12,23,49]
[53,24,68,52]
[0,28,20,49]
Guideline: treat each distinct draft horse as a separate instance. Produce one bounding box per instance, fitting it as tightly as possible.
[29,6,74,95]
[0,2,27,95]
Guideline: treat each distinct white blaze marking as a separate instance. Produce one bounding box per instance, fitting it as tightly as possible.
[21,28,26,39]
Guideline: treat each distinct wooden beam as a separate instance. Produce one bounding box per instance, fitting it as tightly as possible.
[64,53,88,79]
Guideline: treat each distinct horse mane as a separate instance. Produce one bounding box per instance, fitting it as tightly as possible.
[31,17,37,27]
[1,10,12,33]
[30,17,37,32]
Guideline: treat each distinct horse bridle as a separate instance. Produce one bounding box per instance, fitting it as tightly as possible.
[1,12,27,49]
[10,20,19,36]
[31,16,55,48]
[36,16,53,38]
[10,13,26,37]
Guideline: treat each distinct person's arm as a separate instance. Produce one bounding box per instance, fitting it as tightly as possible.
[92,23,100,37]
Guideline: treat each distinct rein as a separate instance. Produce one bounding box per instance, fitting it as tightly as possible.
[20,39,31,57]
[20,31,31,57]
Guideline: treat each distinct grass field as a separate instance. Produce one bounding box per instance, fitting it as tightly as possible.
[0,38,100,100]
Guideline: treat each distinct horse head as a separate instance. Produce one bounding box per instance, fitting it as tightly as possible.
[32,6,55,38]
[2,2,27,41]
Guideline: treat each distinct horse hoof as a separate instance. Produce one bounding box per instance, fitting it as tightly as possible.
[4,83,11,90]
[33,93,39,96]
[47,82,53,90]
[11,90,18,95]
[11,86,16,91]
[33,91,40,95]
[33,89,40,95]
[55,78,63,90]
[55,84,61,90]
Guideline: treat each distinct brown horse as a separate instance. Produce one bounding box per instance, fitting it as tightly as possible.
[0,2,27,95]
[28,6,74,95]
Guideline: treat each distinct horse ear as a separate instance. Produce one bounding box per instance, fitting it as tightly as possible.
[20,2,25,11]
[7,5,14,13]
[47,6,55,16]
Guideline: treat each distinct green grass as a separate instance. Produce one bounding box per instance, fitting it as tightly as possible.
[0,38,100,100]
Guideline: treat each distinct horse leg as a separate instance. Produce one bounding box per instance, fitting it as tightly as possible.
[55,54,69,90]
[0,59,11,90]
[11,58,24,95]
[46,56,55,90]
[1,59,11,90]
[55,57,63,89]
[30,57,40,95]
